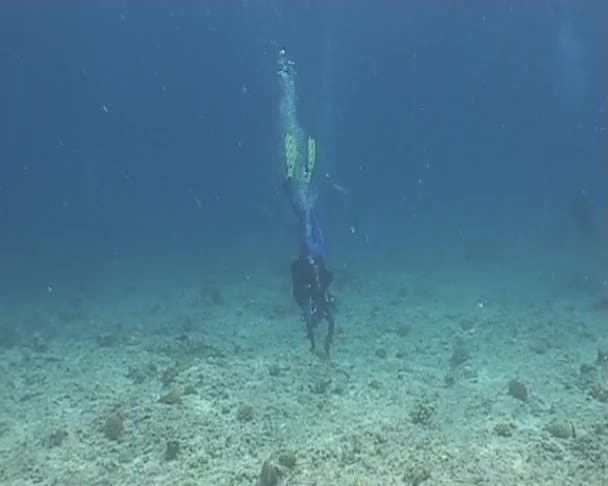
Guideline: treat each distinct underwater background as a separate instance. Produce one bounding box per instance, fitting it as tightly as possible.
[0,2,606,485]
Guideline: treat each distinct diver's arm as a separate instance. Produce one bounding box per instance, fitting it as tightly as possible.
[303,304,316,351]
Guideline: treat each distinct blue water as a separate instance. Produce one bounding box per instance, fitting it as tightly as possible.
[0,2,606,292]
[0,2,606,484]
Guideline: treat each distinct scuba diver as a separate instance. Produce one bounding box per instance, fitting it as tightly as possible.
[279,49,336,355]
[284,134,335,354]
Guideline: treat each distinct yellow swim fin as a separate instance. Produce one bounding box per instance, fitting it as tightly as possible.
[304,137,316,183]
[284,132,297,180]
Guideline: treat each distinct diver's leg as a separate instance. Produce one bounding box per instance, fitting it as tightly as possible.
[308,210,325,256]
[324,310,335,355]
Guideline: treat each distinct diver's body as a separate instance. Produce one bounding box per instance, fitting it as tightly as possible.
[284,144,336,355]
[279,50,336,355]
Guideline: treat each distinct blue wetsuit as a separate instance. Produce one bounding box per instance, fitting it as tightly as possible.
[285,178,325,258]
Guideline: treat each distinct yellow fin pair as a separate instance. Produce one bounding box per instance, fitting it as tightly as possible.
[284,133,316,183]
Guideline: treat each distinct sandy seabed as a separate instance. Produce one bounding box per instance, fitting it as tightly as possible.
[0,253,606,486]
